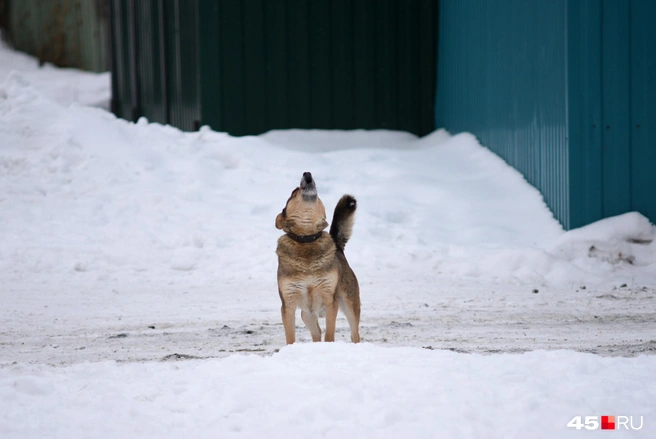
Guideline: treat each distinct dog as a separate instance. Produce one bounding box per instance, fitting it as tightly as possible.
[275,172,360,344]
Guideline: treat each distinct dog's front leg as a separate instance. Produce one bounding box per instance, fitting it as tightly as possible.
[323,297,338,342]
[281,303,296,344]
[301,311,322,342]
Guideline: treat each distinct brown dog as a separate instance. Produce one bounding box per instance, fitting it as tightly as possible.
[275,172,360,344]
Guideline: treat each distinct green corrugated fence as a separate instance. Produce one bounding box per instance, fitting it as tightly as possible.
[110,0,438,136]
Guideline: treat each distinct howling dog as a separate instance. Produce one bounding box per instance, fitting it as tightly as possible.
[275,172,360,344]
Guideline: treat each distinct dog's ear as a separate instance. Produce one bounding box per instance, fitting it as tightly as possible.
[275,213,285,230]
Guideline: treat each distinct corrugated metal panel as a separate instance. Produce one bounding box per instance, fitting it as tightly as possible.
[134,0,167,125]
[568,0,656,228]
[629,0,656,224]
[198,0,221,131]
[113,0,437,135]
[566,0,603,229]
[77,0,109,72]
[8,0,108,72]
[198,0,438,136]
[164,0,200,131]
[601,0,631,218]
[0,1,7,30]
[285,0,311,129]
[436,0,570,227]
[109,0,133,119]
[437,0,656,229]
[110,0,200,129]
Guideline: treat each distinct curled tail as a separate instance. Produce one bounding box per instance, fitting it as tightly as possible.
[330,195,357,252]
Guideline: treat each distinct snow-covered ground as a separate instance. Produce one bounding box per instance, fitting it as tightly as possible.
[3,345,654,439]
[0,40,110,109]
[1,44,655,438]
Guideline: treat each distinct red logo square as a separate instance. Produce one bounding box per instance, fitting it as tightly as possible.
[601,416,615,430]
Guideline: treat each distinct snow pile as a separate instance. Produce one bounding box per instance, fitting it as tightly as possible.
[1,72,654,291]
[0,40,109,108]
[1,343,654,439]
[443,212,655,286]
[552,212,656,269]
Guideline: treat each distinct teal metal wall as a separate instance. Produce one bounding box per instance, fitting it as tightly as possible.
[436,0,656,229]
[630,0,656,225]
[567,0,656,228]
[566,0,602,229]
[436,0,569,226]
[8,0,109,72]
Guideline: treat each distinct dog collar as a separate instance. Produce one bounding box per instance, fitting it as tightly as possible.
[286,231,323,243]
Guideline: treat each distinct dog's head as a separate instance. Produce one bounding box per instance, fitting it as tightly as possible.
[276,172,328,235]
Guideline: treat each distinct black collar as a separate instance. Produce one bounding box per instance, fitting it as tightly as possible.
[286,231,323,243]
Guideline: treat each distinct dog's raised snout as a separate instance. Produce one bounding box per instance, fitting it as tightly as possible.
[300,172,317,200]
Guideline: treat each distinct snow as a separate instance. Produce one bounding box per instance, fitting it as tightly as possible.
[0,40,110,109]
[1,44,655,438]
[2,344,655,438]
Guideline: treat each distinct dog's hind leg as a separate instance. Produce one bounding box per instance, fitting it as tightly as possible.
[281,304,296,344]
[339,295,361,343]
[301,311,322,342]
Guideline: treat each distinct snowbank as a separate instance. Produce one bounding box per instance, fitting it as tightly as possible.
[1,343,654,439]
[2,72,654,290]
[552,212,656,270]
[0,40,109,109]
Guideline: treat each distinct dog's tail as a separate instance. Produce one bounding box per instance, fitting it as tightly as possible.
[330,195,357,252]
